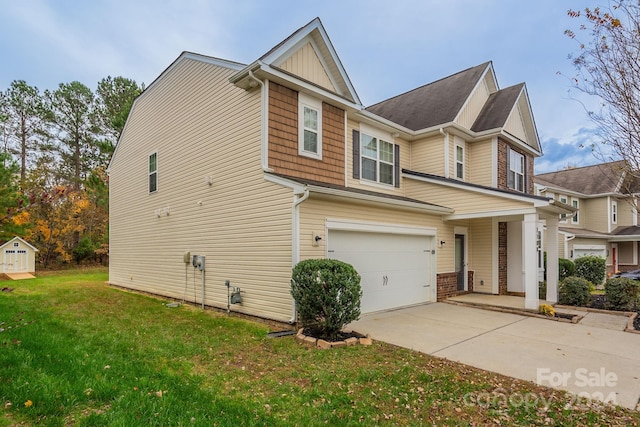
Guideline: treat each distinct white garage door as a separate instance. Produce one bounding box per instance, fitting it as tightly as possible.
[327,230,434,313]
[574,248,606,259]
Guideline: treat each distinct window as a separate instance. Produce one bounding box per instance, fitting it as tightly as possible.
[149,152,157,193]
[508,149,525,192]
[612,200,618,224]
[455,144,464,180]
[13,242,18,247]
[361,132,395,185]
[572,199,579,224]
[298,93,322,159]
[560,195,568,222]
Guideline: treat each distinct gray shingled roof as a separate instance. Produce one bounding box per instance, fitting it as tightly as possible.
[535,161,626,195]
[365,62,491,131]
[471,83,524,132]
[612,226,640,236]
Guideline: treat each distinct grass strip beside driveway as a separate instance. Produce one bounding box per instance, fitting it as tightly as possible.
[1,269,638,426]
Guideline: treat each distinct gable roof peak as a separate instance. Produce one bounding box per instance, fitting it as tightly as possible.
[232,17,361,105]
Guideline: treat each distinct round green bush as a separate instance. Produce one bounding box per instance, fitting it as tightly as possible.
[291,259,362,341]
[574,255,606,287]
[558,258,575,281]
[558,276,592,306]
[605,277,640,311]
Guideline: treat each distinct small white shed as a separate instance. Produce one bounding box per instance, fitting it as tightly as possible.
[1,236,38,275]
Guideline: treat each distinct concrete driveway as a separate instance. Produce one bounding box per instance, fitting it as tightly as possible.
[349,303,640,410]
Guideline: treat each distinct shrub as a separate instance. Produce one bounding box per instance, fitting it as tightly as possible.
[558,258,575,280]
[538,304,555,317]
[574,255,606,287]
[558,276,592,306]
[291,259,362,341]
[605,277,640,311]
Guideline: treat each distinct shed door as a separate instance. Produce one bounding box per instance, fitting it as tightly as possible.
[3,249,28,273]
[327,230,433,313]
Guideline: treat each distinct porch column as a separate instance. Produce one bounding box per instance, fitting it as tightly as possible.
[546,216,559,303]
[524,213,539,309]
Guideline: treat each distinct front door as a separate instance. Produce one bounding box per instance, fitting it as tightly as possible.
[611,244,618,274]
[455,234,465,291]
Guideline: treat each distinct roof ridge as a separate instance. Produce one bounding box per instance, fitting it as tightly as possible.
[535,159,625,177]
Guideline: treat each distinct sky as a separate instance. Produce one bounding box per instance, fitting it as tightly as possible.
[0,0,614,173]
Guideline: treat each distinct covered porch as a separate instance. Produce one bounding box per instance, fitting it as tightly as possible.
[445,204,573,310]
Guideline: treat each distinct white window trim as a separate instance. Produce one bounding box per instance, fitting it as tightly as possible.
[359,124,395,187]
[571,198,579,224]
[508,148,525,192]
[612,200,618,225]
[149,151,158,194]
[298,92,322,160]
[454,138,465,180]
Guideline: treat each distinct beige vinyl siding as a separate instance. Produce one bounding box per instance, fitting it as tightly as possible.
[278,42,336,92]
[109,58,296,322]
[410,134,445,175]
[345,120,410,195]
[616,198,635,226]
[298,196,453,272]
[456,77,491,129]
[583,197,609,233]
[504,104,527,142]
[469,218,494,293]
[618,241,636,264]
[404,179,532,215]
[467,138,494,187]
[558,231,568,259]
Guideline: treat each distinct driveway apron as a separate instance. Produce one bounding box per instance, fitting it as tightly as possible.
[348,303,640,410]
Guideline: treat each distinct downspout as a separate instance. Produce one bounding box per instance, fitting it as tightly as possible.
[290,187,310,323]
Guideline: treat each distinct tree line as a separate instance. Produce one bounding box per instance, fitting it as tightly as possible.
[0,77,143,267]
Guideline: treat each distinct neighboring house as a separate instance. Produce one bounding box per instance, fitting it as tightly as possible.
[535,161,640,276]
[0,236,38,275]
[108,18,573,321]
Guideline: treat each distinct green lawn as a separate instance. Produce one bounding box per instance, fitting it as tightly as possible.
[1,269,638,426]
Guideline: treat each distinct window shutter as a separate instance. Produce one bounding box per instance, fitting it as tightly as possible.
[352,130,360,179]
[394,144,400,188]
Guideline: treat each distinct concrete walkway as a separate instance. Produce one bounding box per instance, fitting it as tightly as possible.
[349,303,640,409]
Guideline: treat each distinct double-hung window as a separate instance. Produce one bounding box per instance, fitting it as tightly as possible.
[149,152,158,193]
[560,195,568,222]
[298,93,322,159]
[508,149,525,192]
[612,200,618,224]
[361,132,394,185]
[455,144,464,180]
[572,198,579,224]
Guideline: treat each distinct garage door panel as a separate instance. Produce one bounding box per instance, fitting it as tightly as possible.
[328,230,433,313]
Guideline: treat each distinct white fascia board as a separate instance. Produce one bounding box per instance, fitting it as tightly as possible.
[307,185,453,215]
[0,236,39,252]
[403,172,551,207]
[259,63,362,110]
[446,208,537,221]
[263,174,307,194]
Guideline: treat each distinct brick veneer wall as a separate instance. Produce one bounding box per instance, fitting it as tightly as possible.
[437,272,458,301]
[267,81,345,185]
[436,271,474,301]
[497,138,534,194]
[498,221,508,295]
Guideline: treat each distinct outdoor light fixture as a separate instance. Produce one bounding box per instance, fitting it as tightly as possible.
[439,240,446,247]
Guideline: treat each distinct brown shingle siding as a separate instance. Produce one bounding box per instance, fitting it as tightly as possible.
[268,81,345,186]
